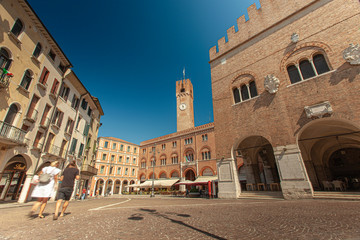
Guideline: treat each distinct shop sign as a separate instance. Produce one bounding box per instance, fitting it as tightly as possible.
[13,163,26,170]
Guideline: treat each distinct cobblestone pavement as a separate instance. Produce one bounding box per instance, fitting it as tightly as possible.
[0,196,360,240]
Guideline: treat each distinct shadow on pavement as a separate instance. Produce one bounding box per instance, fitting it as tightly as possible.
[127,208,226,240]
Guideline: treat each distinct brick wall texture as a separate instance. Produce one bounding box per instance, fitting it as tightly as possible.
[209,0,360,159]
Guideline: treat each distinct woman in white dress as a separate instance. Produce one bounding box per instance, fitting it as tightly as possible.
[29,161,61,218]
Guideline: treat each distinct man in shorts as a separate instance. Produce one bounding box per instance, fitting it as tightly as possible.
[53,161,80,220]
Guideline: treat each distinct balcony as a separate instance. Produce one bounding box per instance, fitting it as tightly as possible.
[32,142,43,151]
[43,143,66,159]
[39,116,50,129]
[0,120,26,145]
[25,108,38,123]
[37,81,47,90]
[81,164,98,176]
[0,70,13,88]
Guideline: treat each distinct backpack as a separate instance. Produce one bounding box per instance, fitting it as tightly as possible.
[39,168,54,184]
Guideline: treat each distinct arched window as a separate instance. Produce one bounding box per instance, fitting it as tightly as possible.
[32,43,42,58]
[159,172,167,179]
[201,149,211,160]
[20,70,32,90]
[171,154,178,164]
[171,171,179,178]
[287,53,331,84]
[249,81,258,98]
[4,104,18,125]
[233,88,241,103]
[0,48,11,70]
[11,19,24,37]
[160,156,166,166]
[240,85,249,101]
[313,54,330,75]
[287,65,301,84]
[299,60,315,80]
[185,151,194,162]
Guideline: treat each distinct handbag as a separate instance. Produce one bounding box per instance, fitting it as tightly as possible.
[39,168,54,184]
[31,175,39,185]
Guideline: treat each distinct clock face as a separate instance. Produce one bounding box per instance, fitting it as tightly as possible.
[179,103,187,111]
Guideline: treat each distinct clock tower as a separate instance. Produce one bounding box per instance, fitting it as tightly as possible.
[176,79,195,132]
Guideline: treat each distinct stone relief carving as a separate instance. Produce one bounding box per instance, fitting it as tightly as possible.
[304,101,333,119]
[291,33,299,43]
[264,74,280,94]
[343,43,360,65]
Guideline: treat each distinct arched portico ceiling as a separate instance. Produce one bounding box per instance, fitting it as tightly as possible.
[235,136,273,161]
[236,136,272,152]
[298,119,360,141]
[298,119,360,164]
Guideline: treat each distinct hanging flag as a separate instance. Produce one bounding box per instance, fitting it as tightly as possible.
[183,67,185,80]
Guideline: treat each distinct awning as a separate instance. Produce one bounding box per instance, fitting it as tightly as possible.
[175,176,218,186]
[193,176,218,184]
[126,183,140,188]
[139,180,153,188]
[175,180,195,185]
[157,178,179,187]
[138,179,180,188]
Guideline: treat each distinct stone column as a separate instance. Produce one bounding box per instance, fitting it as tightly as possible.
[111,182,115,195]
[0,177,11,200]
[217,157,241,198]
[18,174,33,203]
[273,144,313,199]
[119,182,122,195]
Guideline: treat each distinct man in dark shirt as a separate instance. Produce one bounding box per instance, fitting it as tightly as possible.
[53,161,80,220]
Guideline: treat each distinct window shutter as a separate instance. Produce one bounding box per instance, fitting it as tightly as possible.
[79,143,84,156]
[83,123,90,136]
[51,79,59,94]
[71,138,78,153]
[58,111,64,127]
[39,67,48,84]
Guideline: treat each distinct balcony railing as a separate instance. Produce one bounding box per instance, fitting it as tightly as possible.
[0,70,13,88]
[44,143,66,159]
[25,108,38,122]
[81,164,98,176]
[0,120,26,144]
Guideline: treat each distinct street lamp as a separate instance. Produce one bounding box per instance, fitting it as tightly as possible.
[150,143,156,197]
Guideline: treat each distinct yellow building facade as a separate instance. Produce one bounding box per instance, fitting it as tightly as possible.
[0,0,103,203]
[91,137,139,196]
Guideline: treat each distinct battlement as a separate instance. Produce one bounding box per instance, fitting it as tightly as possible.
[209,0,319,62]
[176,79,193,96]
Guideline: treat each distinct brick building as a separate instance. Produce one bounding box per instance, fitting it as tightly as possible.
[209,0,360,199]
[90,137,139,196]
[137,79,217,193]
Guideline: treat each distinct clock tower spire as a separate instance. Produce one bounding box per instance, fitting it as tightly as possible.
[176,78,194,132]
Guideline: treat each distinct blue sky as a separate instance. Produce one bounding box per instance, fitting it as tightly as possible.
[28,0,260,145]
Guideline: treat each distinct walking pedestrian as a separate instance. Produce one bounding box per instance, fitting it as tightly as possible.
[81,188,86,200]
[53,161,80,220]
[28,161,60,218]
